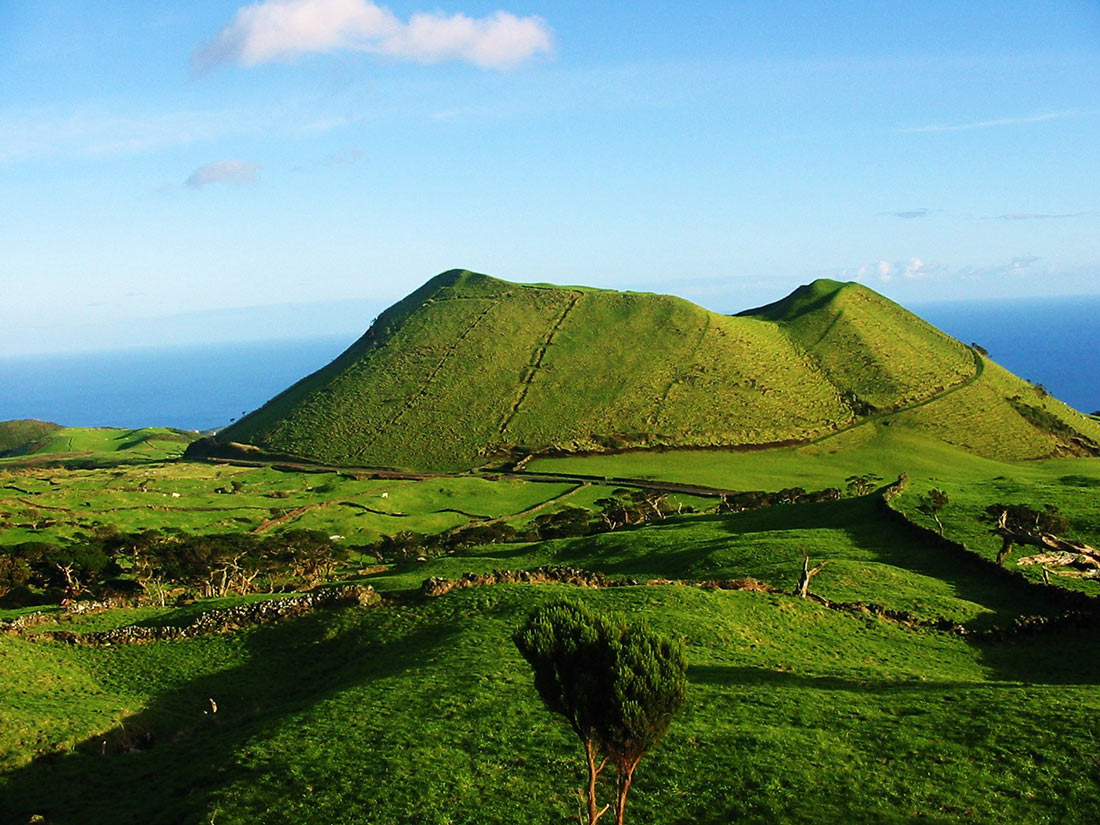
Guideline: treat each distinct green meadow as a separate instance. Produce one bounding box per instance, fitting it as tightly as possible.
[3,425,1100,823]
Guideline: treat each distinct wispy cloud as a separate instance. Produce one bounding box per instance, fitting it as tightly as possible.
[990,212,1086,221]
[897,109,1092,134]
[837,255,1054,286]
[0,108,253,163]
[881,208,933,219]
[186,159,260,187]
[194,0,553,72]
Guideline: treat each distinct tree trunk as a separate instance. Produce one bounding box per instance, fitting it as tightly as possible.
[583,740,609,825]
[995,510,1099,571]
[794,555,828,598]
[614,757,642,825]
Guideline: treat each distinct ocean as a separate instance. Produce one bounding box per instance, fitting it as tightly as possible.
[0,336,353,432]
[915,294,1098,415]
[0,295,1096,431]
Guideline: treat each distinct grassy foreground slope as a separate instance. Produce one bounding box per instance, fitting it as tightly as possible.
[216,271,1099,471]
[4,496,1100,824]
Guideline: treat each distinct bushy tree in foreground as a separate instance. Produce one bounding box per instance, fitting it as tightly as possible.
[514,601,687,825]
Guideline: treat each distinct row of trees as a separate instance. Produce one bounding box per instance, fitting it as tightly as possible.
[0,529,347,605]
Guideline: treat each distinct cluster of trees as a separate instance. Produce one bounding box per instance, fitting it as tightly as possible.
[984,502,1070,538]
[514,601,687,825]
[0,529,347,605]
[717,486,841,513]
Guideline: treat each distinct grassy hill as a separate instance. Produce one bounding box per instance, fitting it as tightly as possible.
[0,424,198,468]
[215,271,1100,471]
[0,420,60,457]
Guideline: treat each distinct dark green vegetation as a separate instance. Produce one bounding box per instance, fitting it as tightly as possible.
[515,601,688,824]
[0,420,61,456]
[214,271,1100,471]
[4,275,1100,823]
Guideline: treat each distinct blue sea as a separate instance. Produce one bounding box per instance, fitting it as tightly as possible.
[0,295,1096,431]
[0,336,353,432]
[915,295,1098,415]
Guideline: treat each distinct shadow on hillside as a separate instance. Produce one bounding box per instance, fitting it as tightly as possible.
[691,649,1100,689]
[717,496,1059,626]
[976,629,1100,685]
[532,496,1058,629]
[0,608,461,825]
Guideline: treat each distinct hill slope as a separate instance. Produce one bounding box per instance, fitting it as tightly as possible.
[0,420,60,457]
[214,271,1100,470]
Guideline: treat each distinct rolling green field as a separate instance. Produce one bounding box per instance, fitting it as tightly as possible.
[216,271,1100,471]
[0,460,656,549]
[3,423,1100,823]
[0,421,198,468]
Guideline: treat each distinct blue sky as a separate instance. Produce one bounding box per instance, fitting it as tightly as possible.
[2,0,1099,355]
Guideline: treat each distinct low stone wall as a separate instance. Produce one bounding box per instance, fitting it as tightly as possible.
[877,476,1097,613]
[7,585,378,646]
[419,566,780,598]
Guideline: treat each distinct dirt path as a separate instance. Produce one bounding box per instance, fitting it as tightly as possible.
[648,314,711,428]
[374,294,508,436]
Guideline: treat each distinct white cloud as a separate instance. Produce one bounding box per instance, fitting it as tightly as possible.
[194,0,553,72]
[903,257,929,279]
[186,159,260,187]
[846,257,941,284]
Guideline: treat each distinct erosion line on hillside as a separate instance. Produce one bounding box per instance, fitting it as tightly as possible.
[498,292,582,435]
[647,314,711,427]
[809,307,845,348]
[360,294,509,450]
[433,507,493,519]
[338,500,410,517]
[252,501,329,534]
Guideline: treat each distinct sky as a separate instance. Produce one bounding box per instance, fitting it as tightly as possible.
[2,0,1099,356]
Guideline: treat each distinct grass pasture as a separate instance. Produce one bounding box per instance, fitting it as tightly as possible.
[3,333,1100,825]
[4,580,1100,825]
[0,461,626,549]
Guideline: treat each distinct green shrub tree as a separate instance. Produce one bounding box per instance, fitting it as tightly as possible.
[514,601,687,825]
[916,488,949,534]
